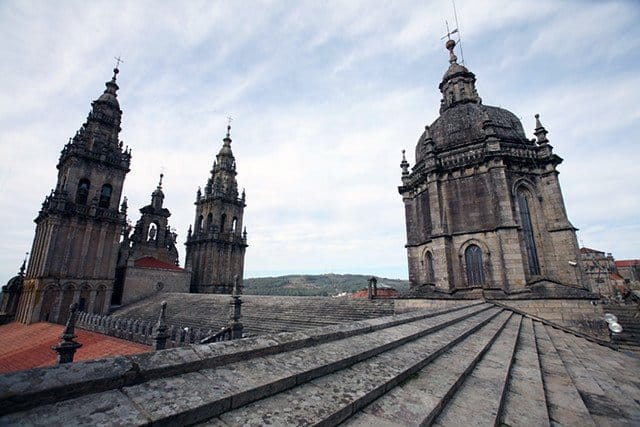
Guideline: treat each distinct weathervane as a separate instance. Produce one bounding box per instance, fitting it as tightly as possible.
[440,1,465,65]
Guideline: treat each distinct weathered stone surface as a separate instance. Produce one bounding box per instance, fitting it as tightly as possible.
[0,390,149,426]
[501,317,550,425]
[534,321,596,426]
[433,314,521,426]
[0,356,137,415]
[112,293,396,337]
[3,303,640,425]
[345,311,512,426]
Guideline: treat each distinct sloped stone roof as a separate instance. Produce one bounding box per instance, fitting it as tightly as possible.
[1,302,638,425]
[113,293,396,336]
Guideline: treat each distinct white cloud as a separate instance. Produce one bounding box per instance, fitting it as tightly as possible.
[1,0,639,284]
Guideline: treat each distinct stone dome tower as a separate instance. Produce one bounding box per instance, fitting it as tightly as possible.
[399,40,582,295]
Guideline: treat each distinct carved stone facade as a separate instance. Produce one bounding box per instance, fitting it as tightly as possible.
[15,68,131,324]
[185,127,248,294]
[399,40,582,294]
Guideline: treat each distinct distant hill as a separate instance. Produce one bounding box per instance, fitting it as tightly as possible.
[243,274,410,296]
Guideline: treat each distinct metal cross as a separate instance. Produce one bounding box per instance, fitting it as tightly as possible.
[227,115,234,127]
[441,20,458,41]
[114,56,124,68]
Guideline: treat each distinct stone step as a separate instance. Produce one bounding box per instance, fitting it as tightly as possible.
[0,303,489,423]
[207,308,507,426]
[500,317,550,426]
[432,314,521,426]
[339,311,514,426]
[546,326,640,425]
[533,322,595,426]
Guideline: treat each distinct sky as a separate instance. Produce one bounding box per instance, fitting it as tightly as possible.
[0,0,639,283]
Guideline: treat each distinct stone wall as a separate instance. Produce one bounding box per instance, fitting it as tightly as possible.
[122,266,190,306]
[497,299,609,340]
[394,299,474,314]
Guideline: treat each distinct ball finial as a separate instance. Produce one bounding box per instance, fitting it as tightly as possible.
[445,39,456,51]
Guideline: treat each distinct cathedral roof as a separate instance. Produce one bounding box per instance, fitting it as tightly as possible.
[1,302,638,424]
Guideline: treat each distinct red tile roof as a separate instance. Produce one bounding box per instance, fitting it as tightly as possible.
[134,256,184,271]
[0,322,150,374]
[615,260,640,268]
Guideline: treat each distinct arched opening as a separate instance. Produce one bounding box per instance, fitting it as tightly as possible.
[98,184,112,208]
[206,213,213,232]
[40,286,57,322]
[232,217,238,232]
[197,215,204,233]
[517,191,540,276]
[58,285,76,324]
[147,223,158,241]
[426,251,435,283]
[75,179,90,205]
[79,285,91,312]
[94,285,106,314]
[220,213,227,232]
[465,245,485,287]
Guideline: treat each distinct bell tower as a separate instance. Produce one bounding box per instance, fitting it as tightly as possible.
[15,67,131,324]
[185,125,248,294]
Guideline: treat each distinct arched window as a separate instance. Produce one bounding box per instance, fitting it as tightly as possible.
[517,191,540,275]
[99,184,112,208]
[426,251,435,283]
[206,213,213,231]
[220,213,227,232]
[465,245,485,287]
[232,217,238,232]
[197,215,204,233]
[76,179,90,205]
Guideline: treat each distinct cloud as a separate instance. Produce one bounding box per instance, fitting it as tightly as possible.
[1,0,639,284]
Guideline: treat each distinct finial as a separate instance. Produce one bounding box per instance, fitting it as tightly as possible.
[52,303,82,364]
[19,253,28,276]
[158,173,164,189]
[446,39,457,64]
[113,56,123,80]
[226,116,233,139]
[400,149,410,176]
[153,301,169,350]
[533,113,549,144]
[441,21,459,64]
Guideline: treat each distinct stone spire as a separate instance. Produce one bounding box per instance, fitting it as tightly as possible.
[439,39,481,113]
[205,125,239,200]
[58,66,130,171]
